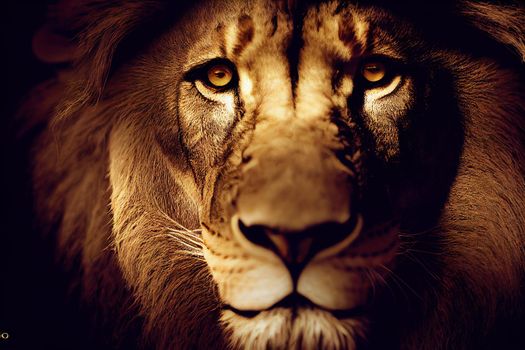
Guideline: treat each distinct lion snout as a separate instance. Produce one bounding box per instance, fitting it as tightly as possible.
[225,130,369,265]
[234,139,359,260]
[236,141,354,231]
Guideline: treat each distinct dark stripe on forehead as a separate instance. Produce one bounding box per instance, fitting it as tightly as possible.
[286,0,297,13]
[232,15,254,57]
[287,2,308,101]
[216,23,227,57]
[270,15,278,36]
[278,0,297,15]
[338,11,366,56]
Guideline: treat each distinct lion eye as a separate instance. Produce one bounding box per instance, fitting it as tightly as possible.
[207,64,234,89]
[361,61,386,83]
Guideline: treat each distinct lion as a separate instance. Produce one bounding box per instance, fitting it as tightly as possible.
[20,0,524,349]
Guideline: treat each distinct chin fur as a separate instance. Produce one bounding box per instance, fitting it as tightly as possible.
[221,307,368,350]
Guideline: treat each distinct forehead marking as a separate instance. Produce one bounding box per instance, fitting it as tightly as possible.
[295,3,370,121]
[226,2,372,122]
[232,15,255,57]
[226,4,295,121]
[338,10,368,56]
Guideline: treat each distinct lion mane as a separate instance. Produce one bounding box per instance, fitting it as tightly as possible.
[20,0,525,349]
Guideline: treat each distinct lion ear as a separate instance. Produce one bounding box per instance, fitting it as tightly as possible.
[32,25,78,63]
[462,1,525,62]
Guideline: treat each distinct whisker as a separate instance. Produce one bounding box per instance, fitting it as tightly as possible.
[167,229,204,244]
[370,268,398,302]
[403,252,440,281]
[151,197,202,234]
[147,199,209,256]
[363,269,378,300]
[166,230,204,250]
[397,225,441,238]
[379,264,423,302]
[402,248,444,257]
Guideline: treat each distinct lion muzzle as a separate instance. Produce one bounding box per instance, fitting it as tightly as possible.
[207,118,373,311]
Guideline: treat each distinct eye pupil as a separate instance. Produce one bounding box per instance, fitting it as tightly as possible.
[362,61,386,83]
[207,64,233,88]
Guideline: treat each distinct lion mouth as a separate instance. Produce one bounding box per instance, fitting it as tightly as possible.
[224,293,367,320]
[204,216,399,313]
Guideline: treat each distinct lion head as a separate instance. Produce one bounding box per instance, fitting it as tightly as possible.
[24,0,525,349]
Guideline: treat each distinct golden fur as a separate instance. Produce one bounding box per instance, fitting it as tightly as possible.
[22,0,525,349]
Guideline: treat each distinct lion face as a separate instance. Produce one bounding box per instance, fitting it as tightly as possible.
[29,0,525,349]
[188,3,409,346]
[110,0,464,347]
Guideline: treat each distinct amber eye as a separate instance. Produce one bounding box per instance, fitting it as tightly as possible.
[362,61,386,83]
[207,64,233,88]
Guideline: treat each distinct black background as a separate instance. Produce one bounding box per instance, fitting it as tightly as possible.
[1,1,101,349]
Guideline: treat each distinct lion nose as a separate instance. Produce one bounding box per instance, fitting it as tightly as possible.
[237,217,361,266]
[233,127,360,267]
[236,146,354,231]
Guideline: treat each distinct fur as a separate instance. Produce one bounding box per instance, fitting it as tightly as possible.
[21,0,525,349]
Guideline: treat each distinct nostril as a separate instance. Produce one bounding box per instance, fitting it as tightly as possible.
[308,215,360,256]
[238,220,276,252]
[238,220,310,266]
[237,216,362,266]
